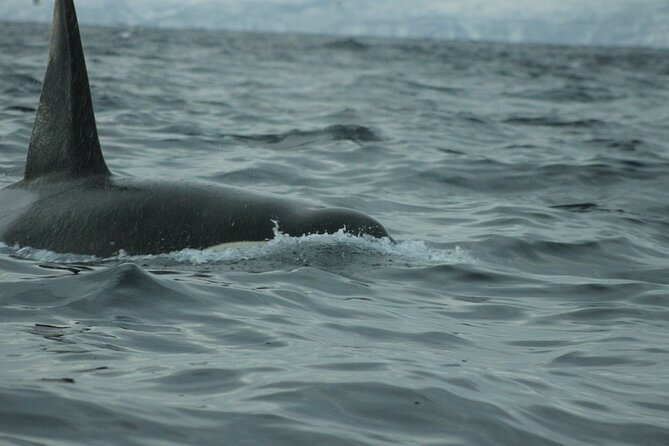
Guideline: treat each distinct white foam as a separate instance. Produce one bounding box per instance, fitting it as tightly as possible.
[3,227,474,266]
[12,245,99,264]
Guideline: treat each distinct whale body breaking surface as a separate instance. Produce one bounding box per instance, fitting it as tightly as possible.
[0,0,392,257]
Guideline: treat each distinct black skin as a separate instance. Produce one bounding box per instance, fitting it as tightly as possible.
[0,176,393,256]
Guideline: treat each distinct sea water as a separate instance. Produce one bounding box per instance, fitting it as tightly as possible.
[1,22,668,446]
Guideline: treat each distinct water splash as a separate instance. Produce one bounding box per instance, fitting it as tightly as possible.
[4,229,474,267]
[12,244,99,264]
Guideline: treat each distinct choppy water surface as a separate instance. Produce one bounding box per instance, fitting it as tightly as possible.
[1,21,669,446]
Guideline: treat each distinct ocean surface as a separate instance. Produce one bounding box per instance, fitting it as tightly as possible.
[1,21,669,446]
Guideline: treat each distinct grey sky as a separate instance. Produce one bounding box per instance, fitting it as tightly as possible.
[2,0,668,47]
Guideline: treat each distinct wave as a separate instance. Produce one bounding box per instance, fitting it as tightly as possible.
[322,38,370,51]
[227,124,383,148]
[503,116,607,128]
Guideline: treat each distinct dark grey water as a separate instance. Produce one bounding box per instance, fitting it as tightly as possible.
[1,21,669,446]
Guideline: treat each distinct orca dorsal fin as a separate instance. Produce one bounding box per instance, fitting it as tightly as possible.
[25,0,110,182]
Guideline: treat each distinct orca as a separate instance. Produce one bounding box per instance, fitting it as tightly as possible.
[0,0,392,257]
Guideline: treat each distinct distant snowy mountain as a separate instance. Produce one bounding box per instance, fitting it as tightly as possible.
[1,0,667,48]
